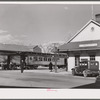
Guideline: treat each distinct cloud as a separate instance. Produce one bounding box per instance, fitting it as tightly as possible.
[14,34,27,38]
[0,29,7,33]
[0,29,8,37]
[21,34,27,37]
[0,29,23,44]
[0,34,22,44]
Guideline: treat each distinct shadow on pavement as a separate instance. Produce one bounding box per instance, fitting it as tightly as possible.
[72,76,100,89]
[71,83,100,89]
[0,85,49,88]
[0,85,63,89]
[1,84,100,89]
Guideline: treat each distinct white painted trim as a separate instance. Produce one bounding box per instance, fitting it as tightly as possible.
[0,2,100,4]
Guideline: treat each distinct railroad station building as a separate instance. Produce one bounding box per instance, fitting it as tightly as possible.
[58,14,100,71]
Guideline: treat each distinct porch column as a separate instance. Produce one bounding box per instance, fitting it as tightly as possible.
[7,55,11,70]
[64,58,68,71]
[68,57,75,71]
[20,54,26,73]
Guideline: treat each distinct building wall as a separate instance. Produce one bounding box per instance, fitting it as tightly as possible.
[68,51,100,71]
[95,56,100,70]
[96,52,100,70]
[68,56,89,71]
[68,57,75,71]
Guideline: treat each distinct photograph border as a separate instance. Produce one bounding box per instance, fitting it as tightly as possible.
[0,1,99,99]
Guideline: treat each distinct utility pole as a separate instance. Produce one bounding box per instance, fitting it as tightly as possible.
[54,53,57,73]
[53,43,58,73]
[91,4,94,20]
[53,43,68,73]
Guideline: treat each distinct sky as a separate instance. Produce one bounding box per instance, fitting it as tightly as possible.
[0,3,100,45]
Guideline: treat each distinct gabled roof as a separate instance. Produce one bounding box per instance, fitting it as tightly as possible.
[58,19,100,52]
[67,19,100,43]
[27,45,37,51]
[28,45,42,53]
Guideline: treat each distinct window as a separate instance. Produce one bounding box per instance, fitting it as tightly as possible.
[34,56,38,61]
[30,57,33,60]
[44,57,47,61]
[39,57,42,61]
[75,55,80,66]
[48,58,51,61]
[90,55,95,61]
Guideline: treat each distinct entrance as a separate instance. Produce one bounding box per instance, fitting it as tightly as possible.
[75,55,80,66]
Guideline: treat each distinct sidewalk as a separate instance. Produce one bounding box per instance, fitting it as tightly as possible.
[24,66,72,75]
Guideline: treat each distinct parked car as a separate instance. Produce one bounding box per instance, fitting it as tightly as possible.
[71,60,100,77]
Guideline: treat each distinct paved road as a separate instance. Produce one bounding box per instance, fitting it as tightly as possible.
[0,68,97,89]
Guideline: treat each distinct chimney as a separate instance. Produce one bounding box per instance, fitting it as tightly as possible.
[95,14,100,23]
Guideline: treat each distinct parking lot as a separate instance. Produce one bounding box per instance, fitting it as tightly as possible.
[0,66,97,89]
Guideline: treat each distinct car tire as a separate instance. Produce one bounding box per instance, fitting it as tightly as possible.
[83,70,88,77]
[72,69,76,76]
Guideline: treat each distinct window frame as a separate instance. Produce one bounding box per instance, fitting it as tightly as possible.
[75,55,80,66]
[90,55,95,61]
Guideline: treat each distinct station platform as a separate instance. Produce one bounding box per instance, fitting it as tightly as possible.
[23,66,71,75]
[0,66,71,75]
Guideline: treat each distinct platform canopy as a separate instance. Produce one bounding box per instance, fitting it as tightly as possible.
[0,43,67,58]
[0,43,31,52]
[0,43,32,55]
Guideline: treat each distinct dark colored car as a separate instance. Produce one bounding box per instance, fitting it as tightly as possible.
[71,60,99,77]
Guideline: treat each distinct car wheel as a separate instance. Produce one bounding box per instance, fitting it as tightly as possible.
[83,70,88,77]
[72,69,76,76]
